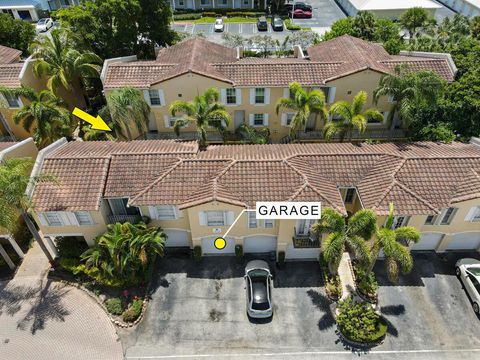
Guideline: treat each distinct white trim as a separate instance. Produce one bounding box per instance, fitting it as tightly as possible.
[100,55,138,84]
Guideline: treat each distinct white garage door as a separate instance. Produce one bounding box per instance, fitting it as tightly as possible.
[445,233,480,251]
[201,236,235,255]
[285,245,320,260]
[411,233,444,251]
[164,230,190,247]
[244,236,277,253]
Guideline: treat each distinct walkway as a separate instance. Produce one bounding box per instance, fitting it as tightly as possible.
[338,252,356,300]
[0,242,123,360]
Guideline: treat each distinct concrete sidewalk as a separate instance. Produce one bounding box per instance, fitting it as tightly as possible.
[338,252,356,300]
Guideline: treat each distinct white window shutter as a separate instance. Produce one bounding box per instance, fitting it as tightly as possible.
[226,211,235,225]
[149,206,158,220]
[283,88,289,98]
[163,115,171,128]
[235,89,241,105]
[143,90,151,106]
[220,89,227,104]
[249,89,255,104]
[59,212,71,226]
[465,207,479,221]
[67,212,79,226]
[264,88,270,104]
[176,207,184,218]
[249,114,254,126]
[383,111,389,123]
[199,211,207,226]
[17,97,23,107]
[327,87,336,104]
[264,114,269,126]
[281,113,287,126]
[158,89,165,106]
[37,213,48,226]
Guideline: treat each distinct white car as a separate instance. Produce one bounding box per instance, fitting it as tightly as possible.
[214,18,224,32]
[244,260,273,319]
[456,258,480,314]
[36,18,53,33]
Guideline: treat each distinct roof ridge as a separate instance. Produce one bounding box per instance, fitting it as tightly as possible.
[369,157,406,209]
[394,180,440,213]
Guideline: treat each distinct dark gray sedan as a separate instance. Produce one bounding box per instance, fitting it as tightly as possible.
[244,260,273,318]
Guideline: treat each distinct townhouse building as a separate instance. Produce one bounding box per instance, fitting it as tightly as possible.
[101,35,457,143]
[0,137,38,269]
[335,0,442,19]
[0,44,86,141]
[169,0,264,10]
[29,139,480,261]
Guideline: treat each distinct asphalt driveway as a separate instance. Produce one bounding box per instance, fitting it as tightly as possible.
[121,252,480,359]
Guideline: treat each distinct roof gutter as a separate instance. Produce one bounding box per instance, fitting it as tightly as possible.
[100,55,138,85]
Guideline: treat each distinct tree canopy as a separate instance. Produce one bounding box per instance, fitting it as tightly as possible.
[0,13,36,56]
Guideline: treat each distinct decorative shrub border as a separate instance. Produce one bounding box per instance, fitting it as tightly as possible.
[348,259,378,304]
[336,324,386,349]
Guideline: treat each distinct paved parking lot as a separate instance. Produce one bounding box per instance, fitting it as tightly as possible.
[120,253,480,360]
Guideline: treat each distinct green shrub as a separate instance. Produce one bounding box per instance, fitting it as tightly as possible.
[336,296,387,343]
[242,50,263,57]
[122,299,143,322]
[56,236,89,259]
[235,244,243,263]
[277,251,285,267]
[59,257,80,272]
[355,268,378,297]
[173,13,202,20]
[193,245,202,262]
[202,12,219,17]
[105,298,124,315]
[285,19,301,31]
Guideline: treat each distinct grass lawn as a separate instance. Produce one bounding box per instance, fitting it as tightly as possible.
[176,17,271,24]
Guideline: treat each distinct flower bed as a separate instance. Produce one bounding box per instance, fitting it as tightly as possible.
[351,262,378,303]
[319,253,342,301]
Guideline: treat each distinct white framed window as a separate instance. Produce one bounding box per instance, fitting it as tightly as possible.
[344,188,355,204]
[74,211,93,226]
[3,93,20,108]
[179,0,184,4]
[148,89,162,106]
[465,207,480,222]
[155,205,177,220]
[440,207,457,225]
[45,212,62,226]
[163,116,185,128]
[248,211,257,228]
[206,211,225,226]
[254,113,264,126]
[255,88,265,104]
[264,219,274,228]
[226,88,237,104]
[200,0,210,4]
[281,112,295,127]
[391,216,409,229]
[425,214,437,225]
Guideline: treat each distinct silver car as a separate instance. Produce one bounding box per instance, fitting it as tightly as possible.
[244,260,273,318]
[456,258,480,314]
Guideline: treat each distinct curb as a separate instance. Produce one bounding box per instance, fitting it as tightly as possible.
[336,325,386,349]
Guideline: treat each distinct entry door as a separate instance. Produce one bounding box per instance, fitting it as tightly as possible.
[234,0,241,8]
[305,114,316,132]
[186,0,194,9]
[297,219,316,235]
[234,110,245,129]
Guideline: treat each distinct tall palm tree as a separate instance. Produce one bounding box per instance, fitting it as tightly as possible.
[323,91,383,142]
[102,87,150,140]
[0,86,73,148]
[311,208,376,275]
[170,88,231,148]
[373,65,444,128]
[236,123,270,144]
[366,203,420,283]
[29,29,102,96]
[0,157,54,262]
[81,125,116,141]
[276,82,328,138]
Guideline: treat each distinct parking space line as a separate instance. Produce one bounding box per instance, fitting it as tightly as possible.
[239,23,243,34]
[224,23,229,33]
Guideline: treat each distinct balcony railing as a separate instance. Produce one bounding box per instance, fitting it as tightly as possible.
[107,214,141,225]
[292,227,320,248]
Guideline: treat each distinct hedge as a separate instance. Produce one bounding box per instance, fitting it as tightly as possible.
[284,18,301,30]
[173,13,202,20]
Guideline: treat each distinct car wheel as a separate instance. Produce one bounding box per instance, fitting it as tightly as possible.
[455,267,461,277]
[474,303,479,314]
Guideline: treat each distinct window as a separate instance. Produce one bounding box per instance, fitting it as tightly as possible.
[264,219,274,228]
[253,114,264,126]
[425,215,437,225]
[45,212,62,226]
[367,112,384,124]
[255,88,265,104]
[243,0,248,4]
[391,216,408,229]
[148,89,162,106]
[226,89,236,104]
[319,87,330,101]
[440,207,456,225]
[74,211,93,225]
[179,0,184,4]
[155,205,177,220]
[285,113,294,127]
[218,0,227,4]
[344,188,355,204]
[465,206,480,222]
[248,211,257,228]
[4,93,20,108]
[206,211,225,226]
[200,0,209,4]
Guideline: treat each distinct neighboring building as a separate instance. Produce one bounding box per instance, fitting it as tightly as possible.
[0,138,38,270]
[438,0,480,17]
[101,36,457,143]
[0,0,79,22]
[335,0,443,19]
[29,139,480,260]
[169,0,264,10]
[0,44,86,141]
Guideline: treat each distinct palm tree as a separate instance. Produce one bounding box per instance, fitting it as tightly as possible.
[276,82,328,138]
[236,123,270,144]
[353,11,377,41]
[311,208,377,275]
[0,157,54,262]
[81,125,116,141]
[102,87,150,140]
[81,222,165,285]
[0,86,73,148]
[323,91,383,142]
[366,203,420,283]
[170,88,231,147]
[29,29,102,96]
[373,65,444,128]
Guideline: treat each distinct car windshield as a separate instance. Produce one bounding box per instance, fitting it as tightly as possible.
[250,275,270,310]
[467,267,480,276]
[38,19,46,24]
[215,19,222,24]
[248,269,268,279]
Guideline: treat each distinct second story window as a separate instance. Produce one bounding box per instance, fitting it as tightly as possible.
[344,188,355,204]
[255,88,265,104]
[226,89,237,104]
[248,211,257,228]
[45,212,62,226]
[74,211,93,225]
[206,211,225,226]
[155,205,177,220]
[200,0,210,5]
[391,216,408,229]
[4,93,20,108]
[148,89,162,106]
[425,215,437,225]
[440,207,457,225]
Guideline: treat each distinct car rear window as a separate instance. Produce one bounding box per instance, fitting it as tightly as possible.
[252,301,270,310]
[38,19,46,24]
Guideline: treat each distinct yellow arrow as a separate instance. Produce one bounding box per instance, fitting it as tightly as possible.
[72,107,111,131]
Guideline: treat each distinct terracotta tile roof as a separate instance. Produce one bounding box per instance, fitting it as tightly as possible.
[103,35,456,88]
[0,45,21,64]
[0,63,22,88]
[31,140,480,216]
[0,141,18,152]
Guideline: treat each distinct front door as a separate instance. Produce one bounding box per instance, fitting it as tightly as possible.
[234,110,245,129]
[186,0,194,9]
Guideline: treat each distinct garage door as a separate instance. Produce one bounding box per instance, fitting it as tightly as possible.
[244,236,277,253]
[411,233,443,251]
[201,236,235,255]
[445,233,480,251]
[285,245,320,260]
[164,230,190,247]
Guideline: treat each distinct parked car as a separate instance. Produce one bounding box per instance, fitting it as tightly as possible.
[456,258,480,314]
[214,18,224,32]
[244,260,273,318]
[36,18,53,33]
[285,1,312,12]
[289,9,313,18]
[272,15,284,31]
[257,16,268,31]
